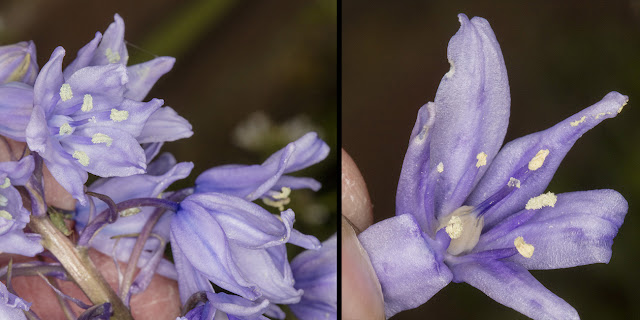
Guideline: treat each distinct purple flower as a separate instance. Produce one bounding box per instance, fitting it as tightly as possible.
[0,281,30,320]
[0,156,43,257]
[195,132,329,209]
[177,292,270,320]
[25,46,164,204]
[357,14,628,319]
[65,14,193,145]
[74,152,193,279]
[0,41,38,85]
[170,192,320,306]
[289,234,337,320]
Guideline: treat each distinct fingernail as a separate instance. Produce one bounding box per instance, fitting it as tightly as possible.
[342,215,385,319]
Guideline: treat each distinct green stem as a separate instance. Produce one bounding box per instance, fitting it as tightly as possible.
[28,215,133,320]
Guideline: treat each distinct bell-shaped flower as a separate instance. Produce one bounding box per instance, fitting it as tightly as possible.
[25,46,164,204]
[0,281,30,320]
[0,41,38,85]
[74,152,193,279]
[170,192,320,305]
[195,132,329,210]
[0,156,43,257]
[357,14,628,319]
[64,14,193,145]
[289,233,337,320]
[177,291,270,320]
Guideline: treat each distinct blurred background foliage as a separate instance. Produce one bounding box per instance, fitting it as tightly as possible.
[0,0,336,318]
[344,0,640,319]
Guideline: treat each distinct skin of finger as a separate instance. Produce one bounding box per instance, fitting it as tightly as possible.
[342,216,385,320]
[5,249,181,319]
[341,149,373,232]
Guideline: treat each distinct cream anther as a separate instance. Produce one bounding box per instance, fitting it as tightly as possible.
[120,208,141,217]
[59,123,73,136]
[514,236,534,258]
[263,197,291,212]
[59,83,73,101]
[272,187,291,200]
[476,152,487,168]
[570,116,586,127]
[105,48,121,63]
[528,149,549,171]
[525,192,557,210]
[110,109,129,122]
[72,150,90,167]
[0,210,12,220]
[0,194,7,206]
[437,206,483,255]
[82,94,94,112]
[0,178,10,189]
[91,133,113,147]
[508,177,521,189]
[437,162,444,173]
[445,216,463,239]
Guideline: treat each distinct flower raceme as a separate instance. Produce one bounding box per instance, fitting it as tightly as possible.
[357,14,628,319]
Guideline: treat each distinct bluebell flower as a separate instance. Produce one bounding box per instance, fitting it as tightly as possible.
[0,281,30,320]
[289,234,337,320]
[195,132,329,209]
[24,46,164,204]
[74,152,193,279]
[0,41,38,85]
[176,292,270,320]
[0,156,43,256]
[357,14,628,319]
[65,14,193,145]
[170,192,320,306]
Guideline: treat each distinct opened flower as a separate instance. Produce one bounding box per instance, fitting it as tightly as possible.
[358,14,628,319]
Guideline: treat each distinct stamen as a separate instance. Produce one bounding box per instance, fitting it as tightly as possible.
[72,150,90,167]
[91,133,113,147]
[105,48,121,63]
[82,94,94,112]
[525,192,557,210]
[445,216,463,239]
[59,123,73,136]
[262,197,291,212]
[514,236,534,258]
[570,116,586,127]
[508,177,521,188]
[0,195,7,206]
[59,84,73,101]
[0,178,9,189]
[272,187,291,200]
[476,152,487,168]
[437,162,444,173]
[119,208,141,217]
[0,210,12,220]
[528,149,549,171]
[110,109,129,122]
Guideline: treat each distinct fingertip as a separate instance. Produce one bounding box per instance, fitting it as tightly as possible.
[342,149,373,232]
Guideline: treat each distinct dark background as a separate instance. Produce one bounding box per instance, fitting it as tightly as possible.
[0,1,337,318]
[343,0,640,319]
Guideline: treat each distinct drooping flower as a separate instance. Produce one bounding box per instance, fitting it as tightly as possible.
[74,152,193,279]
[357,14,628,319]
[0,41,38,85]
[195,132,329,210]
[170,193,320,306]
[176,291,270,320]
[65,14,193,145]
[25,46,164,204]
[0,156,43,256]
[0,280,31,320]
[289,233,337,320]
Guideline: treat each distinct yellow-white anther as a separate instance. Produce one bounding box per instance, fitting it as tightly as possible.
[59,83,73,101]
[525,192,557,210]
[0,178,10,189]
[528,149,549,171]
[72,150,90,167]
[0,210,12,220]
[445,59,455,78]
[476,152,487,168]
[445,216,463,239]
[514,236,534,258]
[263,197,291,212]
[508,177,521,189]
[272,187,291,200]
[119,207,141,217]
[618,99,628,114]
[59,123,73,136]
[0,195,7,207]
[82,94,94,112]
[91,133,113,147]
[437,162,444,173]
[105,48,121,63]
[570,116,586,127]
[110,109,129,122]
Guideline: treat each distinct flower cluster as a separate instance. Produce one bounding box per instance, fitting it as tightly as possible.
[357,14,628,320]
[0,14,335,319]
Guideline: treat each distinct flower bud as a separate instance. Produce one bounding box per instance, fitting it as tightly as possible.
[0,41,38,85]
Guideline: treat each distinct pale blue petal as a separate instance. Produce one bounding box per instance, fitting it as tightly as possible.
[137,106,193,144]
[125,57,175,101]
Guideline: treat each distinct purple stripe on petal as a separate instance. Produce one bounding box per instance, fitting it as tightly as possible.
[0,83,33,141]
[358,214,452,318]
[450,259,579,320]
[468,92,628,229]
